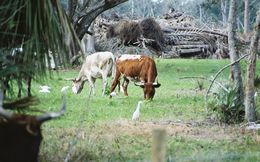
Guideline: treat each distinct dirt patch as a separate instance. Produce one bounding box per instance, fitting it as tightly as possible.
[96,119,242,141]
[45,119,253,144]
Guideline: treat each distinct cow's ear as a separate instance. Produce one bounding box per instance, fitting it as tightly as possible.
[153,83,161,88]
[73,78,80,83]
[134,82,145,88]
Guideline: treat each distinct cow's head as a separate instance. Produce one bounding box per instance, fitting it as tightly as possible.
[0,91,66,162]
[135,81,161,100]
[72,77,86,94]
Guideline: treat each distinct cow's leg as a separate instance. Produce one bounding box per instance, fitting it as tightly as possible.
[109,71,121,98]
[88,77,96,96]
[122,77,129,96]
[101,74,108,96]
[118,80,121,93]
[27,77,32,97]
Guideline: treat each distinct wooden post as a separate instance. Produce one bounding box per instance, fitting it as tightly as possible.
[152,129,166,162]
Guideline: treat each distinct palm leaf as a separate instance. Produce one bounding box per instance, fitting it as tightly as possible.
[0,0,79,94]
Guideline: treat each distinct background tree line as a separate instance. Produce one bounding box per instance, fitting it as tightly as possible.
[105,0,260,31]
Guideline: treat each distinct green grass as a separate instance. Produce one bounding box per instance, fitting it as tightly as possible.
[15,59,260,161]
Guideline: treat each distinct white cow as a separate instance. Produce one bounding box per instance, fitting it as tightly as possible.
[72,52,115,96]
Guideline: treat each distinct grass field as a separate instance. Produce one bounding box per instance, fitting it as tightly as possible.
[23,58,260,161]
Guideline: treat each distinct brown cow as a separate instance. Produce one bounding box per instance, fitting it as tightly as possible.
[0,91,66,162]
[109,54,161,100]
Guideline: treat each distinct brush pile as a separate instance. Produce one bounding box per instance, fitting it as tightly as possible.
[93,10,229,59]
[159,9,229,58]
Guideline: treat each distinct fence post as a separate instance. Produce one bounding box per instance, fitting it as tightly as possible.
[152,129,166,162]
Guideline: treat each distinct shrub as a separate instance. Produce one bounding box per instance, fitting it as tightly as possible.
[208,84,244,124]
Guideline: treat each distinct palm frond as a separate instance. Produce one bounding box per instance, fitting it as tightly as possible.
[0,0,79,94]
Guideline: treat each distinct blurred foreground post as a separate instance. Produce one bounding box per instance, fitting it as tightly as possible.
[152,129,166,162]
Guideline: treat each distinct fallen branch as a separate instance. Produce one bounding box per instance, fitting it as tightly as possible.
[178,48,202,54]
[162,26,228,37]
[204,54,249,112]
[173,44,210,49]
[174,41,206,45]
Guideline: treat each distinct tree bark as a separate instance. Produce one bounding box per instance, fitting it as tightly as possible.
[68,0,77,20]
[131,0,134,18]
[245,7,260,122]
[228,0,244,103]
[199,5,203,22]
[80,34,87,55]
[86,22,96,54]
[244,0,250,34]
[221,0,228,27]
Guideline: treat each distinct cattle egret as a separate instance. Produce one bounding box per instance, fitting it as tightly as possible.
[110,91,117,97]
[61,86,70,93]
[39,85,51,93]
[132,101,143,121]
[40,85,51,90]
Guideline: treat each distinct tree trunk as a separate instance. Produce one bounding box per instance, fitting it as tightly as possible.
[228,0,244,103]
[199,5,203,22]
[221,0,228,27]
[68,0,77,20]
[80,34,87,55]
[86,22,96,54]
[237,17,241,31]
[131,0,134,18]
[245,7,260,122]
[244,0,250,34]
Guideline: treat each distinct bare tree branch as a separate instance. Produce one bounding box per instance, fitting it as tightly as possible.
[204,54,249,112]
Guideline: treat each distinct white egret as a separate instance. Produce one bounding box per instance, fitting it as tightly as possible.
[110,91,117,97]
[39,85,51,93]
[132,101,143,121]
[61,86,70,93]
